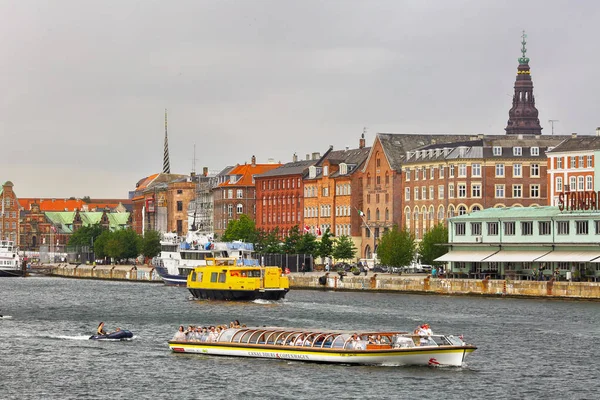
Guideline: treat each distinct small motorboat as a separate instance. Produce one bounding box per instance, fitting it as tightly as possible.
[0,315,13,320]
[89,329,133,341]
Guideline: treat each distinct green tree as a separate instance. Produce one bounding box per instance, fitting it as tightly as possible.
[297,233,318,256]
[141,230,162,259]
[255,228,282,254]
[82,196,91,203]
[93,230,111,259]
[68,224,106,249]
[332,235,357,260]
[283,225,302,254]
[318,228,334,259]
[115,229,141,260]
[377,225,416,268]
[221,214,257,243]
[419,224,449,266]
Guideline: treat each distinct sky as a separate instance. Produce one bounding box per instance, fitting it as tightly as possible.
[1,0,599,199]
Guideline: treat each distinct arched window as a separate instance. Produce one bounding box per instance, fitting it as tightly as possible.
[237,204,243,214]
[437,205,445,220]
[385,172,389,185]
[458,205,467,215]
[448,205,455,218]
[471,205,481,212]
[367,209,371,221]
[429,206,434,221]
[385,208,389,220]
[375,208,380,220]
[422,206,427,221]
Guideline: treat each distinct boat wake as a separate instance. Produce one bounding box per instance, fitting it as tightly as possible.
[252,299,283,305]
[48,335,91,341]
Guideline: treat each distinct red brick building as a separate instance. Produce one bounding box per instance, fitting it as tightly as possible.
[1,181,21,245]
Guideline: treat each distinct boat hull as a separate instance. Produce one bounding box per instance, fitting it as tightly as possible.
[0,268,25,277]
[168,341,475,366]
[154,266,187,286]
[89,330,134,341]
[188,288,288,301]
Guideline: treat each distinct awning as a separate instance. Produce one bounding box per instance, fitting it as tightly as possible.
[435,250,498,262]
[483,250,551,262]
[535,251,600,262]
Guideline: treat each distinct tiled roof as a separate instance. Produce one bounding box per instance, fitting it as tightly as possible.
[135,173,159,191]
[255,160,315,178]
[218,163,281,187]
[546,136,600,153]
[18,198,127,212]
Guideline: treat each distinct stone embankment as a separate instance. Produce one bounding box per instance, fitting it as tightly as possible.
[44,265,600,299]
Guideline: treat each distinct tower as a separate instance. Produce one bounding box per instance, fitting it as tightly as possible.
[505,31,543,135]
[163,108,171,173]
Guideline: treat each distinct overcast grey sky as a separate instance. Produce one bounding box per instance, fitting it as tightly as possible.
[1,0,598,198]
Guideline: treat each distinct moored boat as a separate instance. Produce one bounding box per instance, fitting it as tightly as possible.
[0,240,24,277]
[187,258,289,301]
[168,326,476,366]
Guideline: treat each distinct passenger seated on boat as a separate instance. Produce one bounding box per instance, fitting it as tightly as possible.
[97,322,107,336]
[294,334,306,346]
[173,326,187,341]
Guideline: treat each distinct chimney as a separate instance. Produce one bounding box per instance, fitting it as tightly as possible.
[572,132,577,138]
[312,152,320,160]
[596,127,600,137]
[306,154,310,160]
[203,167,208,176]
[359,133,365,149]
[251,155,256,166]
[293,153,298,162]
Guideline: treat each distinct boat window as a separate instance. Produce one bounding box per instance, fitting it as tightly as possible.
[321,334,335,348]
[282,332,299,345]
[274,332,287,345]
[218,273,226,283]
[210,272,218,283]
[231,330,250,343]
[239,331,255,343]
[248,331,263,344]
[446,335,464,346]
[191,272,196,281]
[265,331,280,345]
[219,329,236,342]
[196,272,203,282]
[331,335,347,348]
[431,336,449,346]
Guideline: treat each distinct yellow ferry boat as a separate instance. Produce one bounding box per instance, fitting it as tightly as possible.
[186,258,289,301]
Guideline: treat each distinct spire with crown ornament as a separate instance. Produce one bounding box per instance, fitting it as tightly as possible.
[505,31,543,135]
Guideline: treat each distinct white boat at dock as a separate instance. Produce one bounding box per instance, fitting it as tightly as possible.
[0,240,23,277]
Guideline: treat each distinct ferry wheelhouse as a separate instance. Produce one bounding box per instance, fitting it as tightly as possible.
[186,258,289,301]
[169,326,476,366]
[0,240,23,277]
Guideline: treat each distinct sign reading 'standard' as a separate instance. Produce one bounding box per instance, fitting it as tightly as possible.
[558,191,600,212]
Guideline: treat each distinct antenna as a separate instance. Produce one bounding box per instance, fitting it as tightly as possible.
[548,120,559,135]
[191,143,198,174]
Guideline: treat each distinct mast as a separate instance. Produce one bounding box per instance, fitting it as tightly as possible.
[163,108,171,173]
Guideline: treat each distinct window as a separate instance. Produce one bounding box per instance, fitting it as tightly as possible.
[422,168,426,180]
[521,221,533,235]
[504,221,515,235]
[487,222,499,236]
[556,177,563,192]
[513,147,522,156]
[177,189,183,194]
[455,222,466,236]
[557,158,563,169]
[227,204,233,217]
[570,157,576,168]
[228,189,233,199]
[472,163,481,177]
[421,186,427,200]
[176,201,183,211]
[578,176,584,191]
[513,164,522,177]
[458,184,466,198]
[237,189,243,198]
[430,167,435,179]
[495,184,505,198]
[438,185,444,199]
[539,221,551,235]
[531,164,539,177]
[570,177,576,191]
[449,184,455,198]
[458,205,467,215]
[587,176,593,191]
[414,188,419,200]
[495,164,505,177]
[458,164,467,177]
[579,156,584,168]
[449,165,455,177]
[237,204,243,214]
[471,184,481,198]
[405,188,410,201]
[576,220,589,235]
[414,168,419,181]
[439,166,445,178]
[587,156,593,168]
[513,185,522,198]
[530,185,539,198]
[471,222,482,236]
[429,186,434,200]
[323,186,329,196]
[493,146,502,156]
[405,169,411,180]
[557,221,570,235]
[531,147,539,156]
[595,220,600,234]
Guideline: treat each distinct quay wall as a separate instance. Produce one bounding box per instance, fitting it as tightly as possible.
[45,265,600,299]
[289,274,600,300]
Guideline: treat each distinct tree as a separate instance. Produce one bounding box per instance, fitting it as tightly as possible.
[82,196,91,203]
[332,235,357,260]
[221,214,258,243]
[419,224,449,266]
[141,230,162,259]
[283,225,302,254]
[115,229,141,260]
[68,224,106,249]
[255,228,282,254]
[377,225,416,268]
[317,228,334,259]
[93,230,111,259]
[296,233,318,256]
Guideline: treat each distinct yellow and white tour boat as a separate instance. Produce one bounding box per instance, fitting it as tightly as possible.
[168,326,476,367]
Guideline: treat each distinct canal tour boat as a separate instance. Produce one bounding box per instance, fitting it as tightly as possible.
[0,240,23,277]
[187,258,289,301]
[168,326,476,367]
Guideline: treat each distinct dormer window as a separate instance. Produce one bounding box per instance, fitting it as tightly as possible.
[513,147,522,156]
[339,163,348,175]
[323,166,329,176]
[308,166,316,179]
[493,146,502,156]
[531,147,539,156]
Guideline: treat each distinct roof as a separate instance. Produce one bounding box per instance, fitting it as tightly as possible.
[218,163,282,187]
[254,159,316,178]
[448,206,600,221]
[546,136,600,153]
[19,198,129,212]
[45,211,131,234]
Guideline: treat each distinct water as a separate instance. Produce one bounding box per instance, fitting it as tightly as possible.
[1,277,598,400]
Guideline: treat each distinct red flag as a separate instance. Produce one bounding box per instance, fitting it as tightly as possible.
[303,225,310,233]
[316,226,322,236]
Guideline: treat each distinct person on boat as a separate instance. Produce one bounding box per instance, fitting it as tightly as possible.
[173,326,187,341]
[97,322,107,336]
[294,334,306,346]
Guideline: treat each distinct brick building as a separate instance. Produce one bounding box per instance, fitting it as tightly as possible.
[547,132,600,206]
[213,156,281,237]
[1,181,21,245]
[255,157,315,238]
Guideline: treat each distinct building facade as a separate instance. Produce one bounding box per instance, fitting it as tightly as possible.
[1,181,20,245]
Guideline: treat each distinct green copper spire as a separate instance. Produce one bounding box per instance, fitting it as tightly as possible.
[518,30,530,64]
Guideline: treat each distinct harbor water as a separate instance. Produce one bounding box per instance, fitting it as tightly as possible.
[1,277,599,400]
